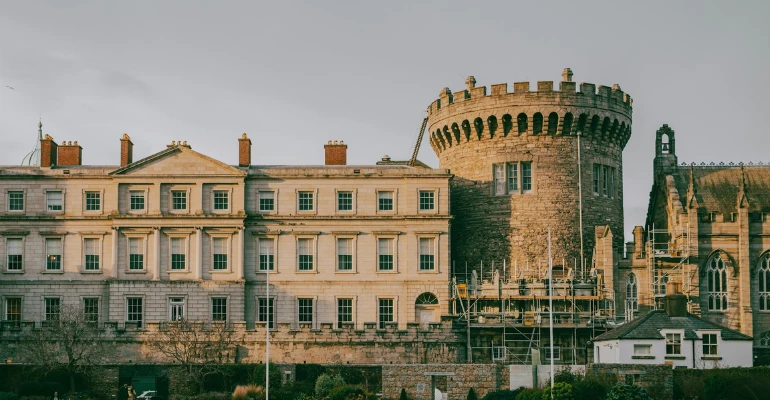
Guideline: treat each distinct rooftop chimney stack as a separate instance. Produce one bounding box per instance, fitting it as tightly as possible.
[664,281,688,317]
[57,141,83,166]
[324,140,347,166]
[40,134,58,168]
[120,134,133,167]
[238,133,251,167]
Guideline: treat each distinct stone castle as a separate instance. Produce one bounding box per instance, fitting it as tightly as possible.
[1,69,768,368]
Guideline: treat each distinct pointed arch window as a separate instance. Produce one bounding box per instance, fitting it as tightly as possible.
[759,254,770,311]
[707,254,728,311]
[626,273,638,311]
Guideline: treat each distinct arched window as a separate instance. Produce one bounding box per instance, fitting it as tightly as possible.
[487,115,498,139]
[474,117,484,140]
[626,273,638,311]
[759,254,770,311]
[533,112,543,135]
[502,114,513,137]
[562,113,574,136]
[547,112,559,135]
[516,113,528,135]
[707,254,729,311]
[416,292,439,305]
[461,120,471,142]
[451,123,461,144]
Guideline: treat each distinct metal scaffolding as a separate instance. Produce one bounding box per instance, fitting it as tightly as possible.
[646,223,693,312]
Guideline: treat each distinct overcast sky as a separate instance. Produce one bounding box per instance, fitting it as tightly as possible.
[1,1,769,241]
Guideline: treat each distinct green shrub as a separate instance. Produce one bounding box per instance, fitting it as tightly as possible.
[327,385,365,400]
[605,383,651,400]
[467,388,478,400]
[553,368,577,386]
[540,382,573,400]
[187,392,231,400]
[271,381,315,400]
[253,364,283,392]
[399,388,408,400]
[315,373,345,398]
[0,392,18,400]
[515,388,542,400]
[571,377,607,400]
[480,388,522,400]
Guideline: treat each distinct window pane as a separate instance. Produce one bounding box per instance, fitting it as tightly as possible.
[378,191,393,211]
[46,238,62,270]
[259,191,275,211]
[130,191,145,210]
[47,191,63,211]
[5,298,21,327]
[127,298,143,327]
[507,163,518,192]
[337,298,352,328]
[494,164,505,195]
[85,192,101,211]
[378,298,394,329]
[84,298,99,323]
[129,238,144,270]
[337,238,352,270]
[84,238,100,270]
[171,238,185,270]
[212,298,227,321]
[298,191,313,211]
[213,238,227,270]
[172,191,187,210]
[214,191,229,210]
[258,298,274,328]
[259,239,274,271]
[298,298,313,323]
[7,238,23,270]
[419,238,435,271]
[419,191,435,210]
[8,191,24,211]
[337,191,353,211]
[593,164,600,194]
[45,298,60,321]
[378,238,394,271]
[521,162,532,192]
[298,238,313,271]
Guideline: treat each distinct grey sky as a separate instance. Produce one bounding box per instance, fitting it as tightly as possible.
[1,1,769,241]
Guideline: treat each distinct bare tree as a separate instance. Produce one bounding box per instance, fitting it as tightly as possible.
[19,304,109,392]
[148,320,244,393]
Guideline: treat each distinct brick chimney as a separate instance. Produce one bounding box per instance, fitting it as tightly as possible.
[40,135,58,167]
[238,133,251,167]
[664,282,688,317]
[120,133,133,167]
[57,141,83,166]
[324,140,347,166]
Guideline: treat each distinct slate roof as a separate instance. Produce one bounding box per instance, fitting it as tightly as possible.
[593,310,753,341]
[671,165,770,214]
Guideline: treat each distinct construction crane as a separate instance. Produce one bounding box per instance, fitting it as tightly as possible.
[408,116,429,167]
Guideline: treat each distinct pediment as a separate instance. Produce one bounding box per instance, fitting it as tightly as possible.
[110,146,246,177]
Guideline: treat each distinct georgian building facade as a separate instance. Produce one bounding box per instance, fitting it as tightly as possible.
[0,133,451,333]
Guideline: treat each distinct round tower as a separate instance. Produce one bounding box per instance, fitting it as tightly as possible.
[428,69,632,270]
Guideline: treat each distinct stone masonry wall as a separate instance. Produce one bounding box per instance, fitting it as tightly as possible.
[382,364,504,400]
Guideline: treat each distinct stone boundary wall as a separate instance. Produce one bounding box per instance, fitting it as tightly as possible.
[589,363,673,400]
[382,364,504,400]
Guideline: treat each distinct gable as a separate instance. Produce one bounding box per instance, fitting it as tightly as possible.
[110,146,246,177]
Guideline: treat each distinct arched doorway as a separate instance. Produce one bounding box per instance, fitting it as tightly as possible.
[415,292,439,329]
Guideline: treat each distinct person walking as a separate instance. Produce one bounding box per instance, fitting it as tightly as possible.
[118,383,128,400]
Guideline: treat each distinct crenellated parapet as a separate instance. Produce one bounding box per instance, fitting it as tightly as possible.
[427,69,633,155]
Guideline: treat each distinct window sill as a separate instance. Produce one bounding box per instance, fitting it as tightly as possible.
[40,270,64,274]
[702,356,722,360]
[665,356,686,360]
[256,270,278,274]
[295,270,317,274]
[632,355,655,360]
[3,270,25,274]
[375,270,397,274]
[46,211,64,215]
[335,270,357,274]
[417,270,438,273]
[258,211,276,215]
[168,270,190,273]
[124,270,148,274]
[209,270,232,274]
[80,270,103,274]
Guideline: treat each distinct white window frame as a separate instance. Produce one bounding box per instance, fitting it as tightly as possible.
[665,331,683,356]
[125,233,149,273]
[6,189,26,213]
[377,296,397,329]
[335,189,356,214]
[81,234,105,274]
[493,164,506,196]
[296,297,315,327]
[211,295,229,322]
[417,189,438,214]
[4,297,22,327]
[626,273,638,311]
[211,187,232,214]
[169,187,191,214]
[416,234,439,273]
[3,235,27,273]
[45,189,65,213]
[168,295,187,321]
[334,233,357,273]
[43,296,61,323]
[83,189,104,214]
[295,234,318,273]
[41,234,65,274]
[125,296,145,328]
[544,346,562,361]
[376,235,398,273]
[376,189,397,214]
[521,161,533,193]
[167,233,191,273]
[707,254,729,311]
[335,296,356,329]
[633,344,652,356]
[701,332,719,356]
[296,189,317,214]
[209,234,232,273]
[257,296,276,329]
[257,189,277,214]
[128,188,149,214]
[255,235,278,273]
[82,296,100,324]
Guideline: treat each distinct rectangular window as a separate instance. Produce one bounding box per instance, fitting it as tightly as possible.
[298,191,314,211]
[130,191,145,210]
[213,191,229,210]
[378,191,393,211]
[45,297,60,321]
[5,298,21,327]
[169,297,185,321]
[419,237,435,271]
[378,298,394,329]
[258,297,274,329]
[129,238,144,270]
[419,190,435,211]
[127,297,143,327]
[337,298,353,328]
[337,238,353,271]
[297,238,314,271]
[602,166,609,196]
[212,298,228,321]
[47,191,63,211]
[634,344,652,355]
[593,164,600,195]
[337,191,353,211]
[259,191,275,212]
[83,298,99,323]
[494,164,506,195]
[170,238,186,270]
[85,191,101,211]
[172,190,187,210]
[666,333,682,355]
[258,238,274,271]
[8,191,23,211]
[703,333,718,355]
[521,162,532,193]
[46,238,62,270]
[507,163,519,192]
[84,238,100,270]
[608,167,616,198]
[212,237,227,270]
[7,238,22,271]
[545,347,562,361]
[378,238,394,271]
[298,298,313,323]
